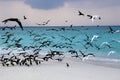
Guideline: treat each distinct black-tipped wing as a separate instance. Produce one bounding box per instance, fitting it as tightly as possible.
[36,23,42,25]
[2,18,23,30]
[109,26,113,32]
[79,50,85,56]
[78,11,84,16]
[2,19,9,24]
[44,20,50,24]
[86,53,95,57]
[87,15,92,19]
[16,19,23,30]
[24,16,27,20]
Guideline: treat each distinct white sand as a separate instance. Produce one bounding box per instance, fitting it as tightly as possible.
[0,57,120,80]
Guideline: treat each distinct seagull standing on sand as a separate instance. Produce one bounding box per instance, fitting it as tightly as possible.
[66,63,70,67]
[87,15,101,23]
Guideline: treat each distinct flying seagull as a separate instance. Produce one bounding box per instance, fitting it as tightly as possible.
[43,20,50,25]
[107,51,116,56]
[78,11,84,16]
[23,16,27,20]
[79,50,95,61]
[36,20,50,26]
[90,35,99,43]
[2,18,23,30]
[108,26,114,34]
[87,15,101,23]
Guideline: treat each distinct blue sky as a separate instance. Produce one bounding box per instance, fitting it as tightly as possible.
[0,0,120,26]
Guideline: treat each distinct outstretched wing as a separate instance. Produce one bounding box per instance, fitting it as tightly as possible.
[87,15,92,19]
[44,20,50,24]
[78,11,84,16]
[2,19,9,24]
[87,53,95,57]
[109,26,113,32]
[24,16,27,20]
[2,18,23,30]
[16,19,23,30]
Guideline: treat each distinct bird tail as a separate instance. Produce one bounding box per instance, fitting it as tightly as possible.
[2,20,8,24]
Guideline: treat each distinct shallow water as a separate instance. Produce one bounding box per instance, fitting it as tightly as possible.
[0,26,120,67]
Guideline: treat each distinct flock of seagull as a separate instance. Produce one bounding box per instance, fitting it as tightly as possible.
[1,16,50,31]
[1,10,101,31]
[78,11,101,23]
[0,10,119,67]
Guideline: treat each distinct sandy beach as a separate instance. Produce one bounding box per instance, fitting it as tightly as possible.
[0,57,120,80]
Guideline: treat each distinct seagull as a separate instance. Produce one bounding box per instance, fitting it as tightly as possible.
[66,63,70,67]
[87,15,101,23]
[79,50,95,61]
[78,11,84,16]
[112,39,120,43]
[87,15,92,19]
[79,50,95,58]
[36,20,50,26]
[23,16,27,20]
[2,18,23,30]
[100,42,110,47]
[108,26,114,33]
[115,30,120,33]
[107,51,116,56]
[90,35,99,43]
[43,20,50,25]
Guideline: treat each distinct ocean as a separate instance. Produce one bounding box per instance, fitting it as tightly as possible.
[0,26,120,68]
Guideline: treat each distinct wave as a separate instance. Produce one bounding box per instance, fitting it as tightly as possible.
[84,56,120,69]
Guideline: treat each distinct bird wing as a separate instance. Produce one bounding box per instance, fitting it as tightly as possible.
[79,50,85,56]
[87,15,92,19]
[109,26,113,32]
[2,19,8,24]
[87,53,95,57]
[78,11,84,15]
[2,18,23,30]
[36,23,41,25]
[24,16,27,19]
[16,19,23,30]
[46,20,50,24]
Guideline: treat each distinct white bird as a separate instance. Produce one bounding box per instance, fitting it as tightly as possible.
[112,39,120,43]
[115,30,120,33]
[87,15,101,23]
[100,42,110,47]
[107,51,116,56]
[90,35,99,43]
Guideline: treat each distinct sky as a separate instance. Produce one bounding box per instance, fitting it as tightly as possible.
[0,0,120,26]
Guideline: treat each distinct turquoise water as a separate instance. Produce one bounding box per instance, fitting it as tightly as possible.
[0,26,120,61]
